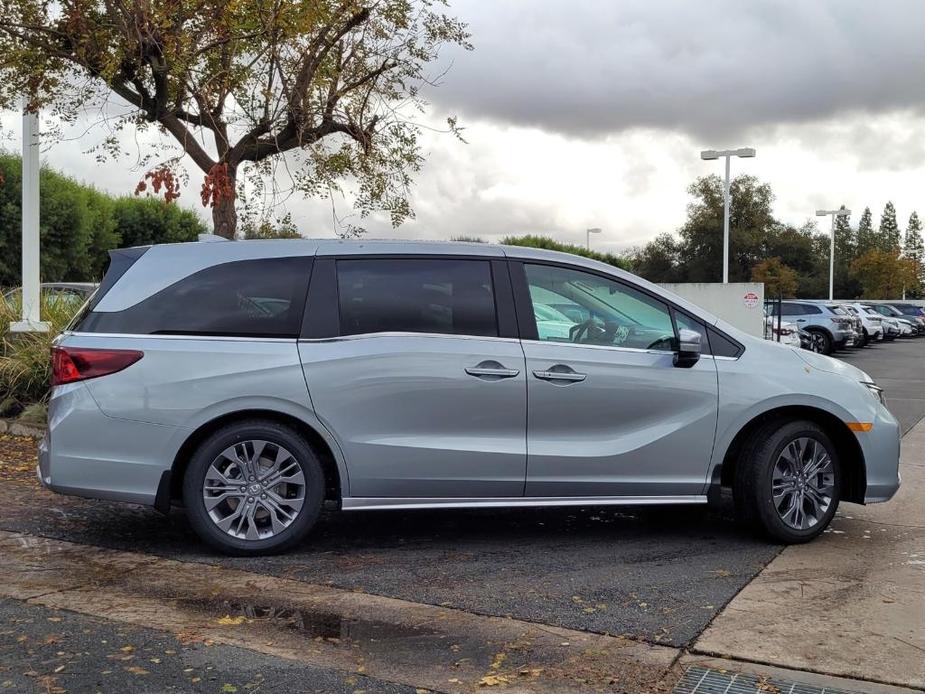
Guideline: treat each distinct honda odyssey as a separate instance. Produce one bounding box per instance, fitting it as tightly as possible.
[40,240,901,555]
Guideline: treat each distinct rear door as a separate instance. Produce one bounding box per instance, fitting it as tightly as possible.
[299,254,527,499]
[512,261,719,498]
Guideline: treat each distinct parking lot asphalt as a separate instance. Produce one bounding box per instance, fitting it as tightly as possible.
[0,336,921,655]
[835,337,925,433]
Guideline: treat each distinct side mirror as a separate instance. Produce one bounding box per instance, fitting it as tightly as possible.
[674,328,702,368]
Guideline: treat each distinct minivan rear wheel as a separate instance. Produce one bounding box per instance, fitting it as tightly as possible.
[734,419,840,543]
[182,420,325,555]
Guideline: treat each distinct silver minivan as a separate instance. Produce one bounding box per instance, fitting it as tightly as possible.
[40,240,901,555]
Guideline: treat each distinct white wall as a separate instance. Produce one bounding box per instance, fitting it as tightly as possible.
[659,282,765,337]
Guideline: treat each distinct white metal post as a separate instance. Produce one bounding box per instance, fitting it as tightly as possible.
[828,213,836,301]
[722,155,731,284]
[11,98,49,333]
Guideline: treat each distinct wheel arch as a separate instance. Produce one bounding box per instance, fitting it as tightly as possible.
[168,409,344,505]
[715,405,866,504]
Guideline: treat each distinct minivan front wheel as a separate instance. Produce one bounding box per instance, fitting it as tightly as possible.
[734,419,840,543]
[183,420,325,555]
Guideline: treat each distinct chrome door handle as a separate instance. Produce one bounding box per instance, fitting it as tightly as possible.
[465,360,520,379]
[533,369,586,382]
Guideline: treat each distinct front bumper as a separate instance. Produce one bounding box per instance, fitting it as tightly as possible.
[859,403,902,504]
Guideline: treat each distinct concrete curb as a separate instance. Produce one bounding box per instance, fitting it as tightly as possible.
[0,418,45,438]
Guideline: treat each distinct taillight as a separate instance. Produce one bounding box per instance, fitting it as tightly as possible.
[51,346,143,386]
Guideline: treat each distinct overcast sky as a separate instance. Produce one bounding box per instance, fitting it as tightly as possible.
[3,0,925,254]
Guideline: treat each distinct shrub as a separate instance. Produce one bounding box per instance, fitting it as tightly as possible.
[501,234,631,271]
[0,295,79,417]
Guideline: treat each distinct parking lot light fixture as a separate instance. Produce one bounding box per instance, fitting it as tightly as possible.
[817,208,851,301]
[586,227,602,250]
[700,147,757,283]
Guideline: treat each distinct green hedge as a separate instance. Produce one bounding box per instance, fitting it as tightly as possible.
[501,234,631,270]
[0,153,207,287]
[0,295,78,416]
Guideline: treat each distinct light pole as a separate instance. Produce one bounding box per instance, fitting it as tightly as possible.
[817,208,851,301]
[700,147,756,283]
[10,97,49,333]
[586,227,601,250]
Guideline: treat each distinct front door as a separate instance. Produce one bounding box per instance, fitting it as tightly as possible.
[514,262,719,498]
[300,256,527,498]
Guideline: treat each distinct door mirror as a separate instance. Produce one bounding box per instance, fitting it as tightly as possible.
[674,328,702,368]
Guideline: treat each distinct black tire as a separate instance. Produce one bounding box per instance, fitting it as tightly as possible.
[182,419,325,556]
[860,328,869,347]
[807,329,832,355]
[733,419,840,544]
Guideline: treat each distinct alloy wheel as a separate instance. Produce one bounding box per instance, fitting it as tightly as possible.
[202,439,306,541]
[771,436,835,530]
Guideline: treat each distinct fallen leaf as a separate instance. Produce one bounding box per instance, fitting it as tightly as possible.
[216,615,246,626]
[478,674,510,687]
[124,666,149,676]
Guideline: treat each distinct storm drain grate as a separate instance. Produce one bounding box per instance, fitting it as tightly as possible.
[675,666,861,694]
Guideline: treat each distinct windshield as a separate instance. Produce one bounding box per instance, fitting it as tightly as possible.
[827,305,847,315]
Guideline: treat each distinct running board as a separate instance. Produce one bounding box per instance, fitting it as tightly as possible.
[341,495,707,511]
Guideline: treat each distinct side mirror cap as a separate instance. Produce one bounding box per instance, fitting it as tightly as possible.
[674,328,702,368]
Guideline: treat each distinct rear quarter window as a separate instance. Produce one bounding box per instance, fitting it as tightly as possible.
[75,257,311,338]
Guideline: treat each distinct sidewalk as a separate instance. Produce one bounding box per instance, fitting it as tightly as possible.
[692,420,925,690]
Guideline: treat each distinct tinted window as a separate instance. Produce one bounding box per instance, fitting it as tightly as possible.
[803,304,822,314]
[524,264,675,350]
[780,303,802,316]
[76,257,310,337]
[708,327,743,358]
[337,259,497,337]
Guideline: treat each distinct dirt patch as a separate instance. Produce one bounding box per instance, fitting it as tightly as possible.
[0,434,38,485]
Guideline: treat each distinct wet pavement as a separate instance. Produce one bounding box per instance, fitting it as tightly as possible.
[0,598,413,693]
[0,479,776,648]
[0,530,679,693]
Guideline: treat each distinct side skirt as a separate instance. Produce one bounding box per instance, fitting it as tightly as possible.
[341,495,708,512]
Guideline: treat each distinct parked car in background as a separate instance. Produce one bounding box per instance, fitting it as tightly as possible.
[863,306,900,340]
[883,303,925,334]
[2,282,98,310]
[764,314,801,348]
[842,303,883,346]
[870,304,922,336]
[40,239,901,555]
[772,300,855,355]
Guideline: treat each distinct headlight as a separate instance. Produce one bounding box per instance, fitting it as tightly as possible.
[861,381,885,405]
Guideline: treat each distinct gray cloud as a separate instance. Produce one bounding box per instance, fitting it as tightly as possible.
[431,0,925,140]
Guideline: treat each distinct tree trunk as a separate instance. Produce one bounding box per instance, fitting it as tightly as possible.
[211,195,238,239]
[210,164,238,239]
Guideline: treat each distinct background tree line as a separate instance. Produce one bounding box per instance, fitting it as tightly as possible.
[0,154,207,287]
[629,174,925,299]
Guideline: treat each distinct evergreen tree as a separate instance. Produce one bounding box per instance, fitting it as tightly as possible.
[879,201,901,253]
[856,207,875,255]
[833,205,861,298]
[904,211,925,296]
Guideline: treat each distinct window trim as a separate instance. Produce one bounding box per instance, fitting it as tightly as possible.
[509,259,743,357]
[303,254,515,340]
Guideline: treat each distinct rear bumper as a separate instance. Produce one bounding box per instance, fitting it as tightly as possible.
[38,383,182,507]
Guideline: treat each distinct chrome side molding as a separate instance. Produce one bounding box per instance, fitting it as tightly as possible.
[341,495,708,511]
